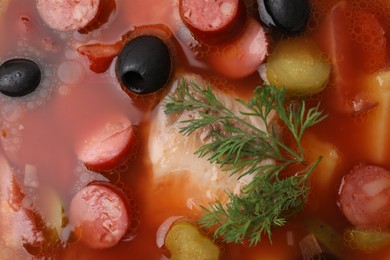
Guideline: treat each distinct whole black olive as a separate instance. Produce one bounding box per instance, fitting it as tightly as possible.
[116,35,172,95]
[257,0,310,35]
[0,58,41,97]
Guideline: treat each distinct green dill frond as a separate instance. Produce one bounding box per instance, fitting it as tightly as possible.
[163,79,327,246]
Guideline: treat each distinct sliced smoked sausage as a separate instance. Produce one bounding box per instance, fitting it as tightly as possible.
[77,116,137,172]
[339,164,390,228]
[207,18,268,78]
[69,183,130,249]
[179,0,246,44]
[36,0,102,31]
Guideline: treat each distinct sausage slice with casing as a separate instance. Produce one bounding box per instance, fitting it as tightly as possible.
[77,116,137,172]
[179,0,246,44]
[36,0,102,31]
[339,164,390,228]
[69,183,130,249]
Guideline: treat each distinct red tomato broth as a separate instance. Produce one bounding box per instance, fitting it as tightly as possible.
[1,0,390,259]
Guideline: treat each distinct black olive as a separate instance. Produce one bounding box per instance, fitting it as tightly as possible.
[0,58,41,97]
[116,35,172,95]
[310,252,340,260]
[257,0,310,35]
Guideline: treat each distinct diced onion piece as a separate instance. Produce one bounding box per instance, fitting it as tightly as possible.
[24,164,39,188]
[299,233,322,260]
[39,188,65,237]
[165,222,219,260]
[156,216,183,248]
[286,231,295,246]
[266,38,330,95]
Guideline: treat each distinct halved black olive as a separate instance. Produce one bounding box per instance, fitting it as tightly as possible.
[116,35,172,95]
[257,0,310,35]
[0,58,41,97]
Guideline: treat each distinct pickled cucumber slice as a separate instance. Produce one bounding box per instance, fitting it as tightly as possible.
[266,38,330,95]
[165,222,219,260]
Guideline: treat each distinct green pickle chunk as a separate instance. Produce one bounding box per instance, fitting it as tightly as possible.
[266,37,330,95]
[165,222,220,260]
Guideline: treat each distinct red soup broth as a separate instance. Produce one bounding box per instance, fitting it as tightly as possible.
[1,0,390,259]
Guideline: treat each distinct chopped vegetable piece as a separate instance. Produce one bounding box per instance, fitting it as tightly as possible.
[164,80,327,245]
[299,233,323,260]
[77,42,123,73]
[165,222,220,260]
[266,38,330,95]
[305,218,343,256]
[314,1,386,114]
[344,228,390,252]
[361,71,390,164]
[314,1,356,113]
[300,233,339,260]
[39,187,65,237]
[302,134,341,193]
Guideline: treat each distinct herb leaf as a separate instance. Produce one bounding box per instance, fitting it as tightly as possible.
[164,79,326,246]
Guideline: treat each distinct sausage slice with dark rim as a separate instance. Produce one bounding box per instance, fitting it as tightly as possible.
[69,183,130,249]
[339,164,390,228]
[179,0,246,44]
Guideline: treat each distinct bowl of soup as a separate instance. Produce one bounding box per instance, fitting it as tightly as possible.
[1,0,390,259]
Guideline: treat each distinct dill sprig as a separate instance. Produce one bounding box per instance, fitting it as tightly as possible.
[164,79,327,246]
